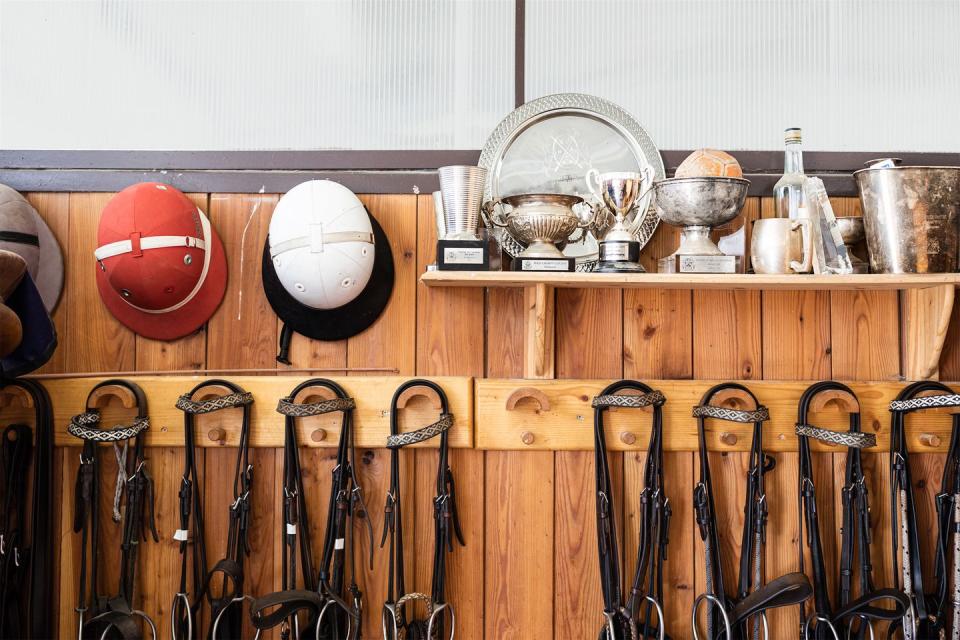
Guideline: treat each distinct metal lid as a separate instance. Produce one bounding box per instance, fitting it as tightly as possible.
[784,128,802,143]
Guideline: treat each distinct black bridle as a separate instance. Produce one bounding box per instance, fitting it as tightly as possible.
[249,378,373,640]
[796,381,908,639]
[692,382,811,640]
[171,379,254,640]
[381,379,464,640]
[69,379,159,640]
[592,380,670,640]
[889,380,960,640]
[0,379,54,639]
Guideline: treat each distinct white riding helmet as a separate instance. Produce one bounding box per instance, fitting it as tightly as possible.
[262,180,394,361]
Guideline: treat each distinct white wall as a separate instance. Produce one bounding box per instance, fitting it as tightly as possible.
[1,0,957,152]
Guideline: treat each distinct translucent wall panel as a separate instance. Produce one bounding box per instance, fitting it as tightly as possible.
[526,0,960,152]
[0,0,514,150]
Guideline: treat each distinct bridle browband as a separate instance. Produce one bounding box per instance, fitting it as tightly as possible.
[69,379,159,640]
[171,379,254,640]
[889,381,960,640]
[795,381,908,640]
[249,378,373,640]
[0,379,54,639]
[592,381,670,640]
[692,382,812,640]
[381,379,464,640]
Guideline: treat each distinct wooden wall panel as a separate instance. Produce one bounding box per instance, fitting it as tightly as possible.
[20,188,955,640]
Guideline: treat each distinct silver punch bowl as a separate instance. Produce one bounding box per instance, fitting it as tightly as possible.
[488,194,591,259]
[653,177,750,256]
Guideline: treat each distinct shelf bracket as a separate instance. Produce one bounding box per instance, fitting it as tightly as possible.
[523,283,555,379]
[902,284,955,381]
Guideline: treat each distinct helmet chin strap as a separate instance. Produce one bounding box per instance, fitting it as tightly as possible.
[94,209,213,314]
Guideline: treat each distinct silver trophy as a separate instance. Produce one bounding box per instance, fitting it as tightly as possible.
[586,168,655,272]
[436,165,490,269]
[653,176,750,273]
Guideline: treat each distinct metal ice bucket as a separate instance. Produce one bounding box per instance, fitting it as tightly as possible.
[854,164,960,273]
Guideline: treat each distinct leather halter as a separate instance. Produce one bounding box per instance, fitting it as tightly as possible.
[171,379,254,640]
[0,379,54,639]
[381,380,464,640]
[592,381,670,640]
[692,382,811,640]
[249,378,373,640]
[796,381,908,640]
[889,381,960,640]
[69,379,159,640]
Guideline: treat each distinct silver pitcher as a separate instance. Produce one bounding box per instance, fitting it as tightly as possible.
[854,160,960,273]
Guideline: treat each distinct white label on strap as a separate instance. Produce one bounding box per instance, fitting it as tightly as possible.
[286,523,297,535]
[335,538,345,550]
[174,529,189,541]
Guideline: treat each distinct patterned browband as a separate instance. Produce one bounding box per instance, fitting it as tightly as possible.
[276,396,356,417]
[175,391,254,414]
[592,390,666,409]
[387,413,453,448]
[889,394,960,412]
[67,411,149,442]
[795,424,876,449]
[692,404,770,423]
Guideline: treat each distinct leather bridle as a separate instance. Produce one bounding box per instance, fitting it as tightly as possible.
[69,379,159,640]
[796,381,908,639]
[381,379,464,640]
[889,381,960,640]
[692,382,812,640]
[171,379,254,640]
[249,378,373,640]
[0,379,54,639]
[592,381,670,640]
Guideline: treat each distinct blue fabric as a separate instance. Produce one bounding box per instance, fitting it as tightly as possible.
[1,274,56,378]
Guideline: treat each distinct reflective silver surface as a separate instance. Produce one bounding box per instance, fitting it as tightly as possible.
[750,218,812,274]
[653,177,750,256]
[854,166,960,273]
[438,165,486,241]
[836,216,869,272]
[487,194,593,259]
[478,93,664,269]
[587,169,654,242]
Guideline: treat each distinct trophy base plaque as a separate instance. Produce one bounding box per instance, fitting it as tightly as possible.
[595,241,644,272]
[511,256,576,272]
[658,254,740,274]
[437,239,489,271]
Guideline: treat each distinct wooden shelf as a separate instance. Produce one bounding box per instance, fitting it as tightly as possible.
[421,271,959,380]
[421,270,960,291]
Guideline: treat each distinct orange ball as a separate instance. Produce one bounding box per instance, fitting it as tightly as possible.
[676,149,743,178]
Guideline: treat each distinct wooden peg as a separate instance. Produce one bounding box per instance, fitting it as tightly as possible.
[520,431,535,446]
[310,429,327,443]
[712,388,757,411]
[89,384,137,409]
[505,387,551,412]
[207,427,226,445]
[194,384,236,402]
[920,433,942,448]
[0,386,33,409]
[620,431,637,446]
[810,389,860,413]
[720,432,738,446]
[396,386,442,410]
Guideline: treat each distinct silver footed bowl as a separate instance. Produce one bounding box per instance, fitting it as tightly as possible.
[653,177,750,228]
[487,193,593,259]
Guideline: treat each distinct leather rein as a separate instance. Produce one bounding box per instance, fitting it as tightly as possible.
[796,381,907,640]
[69,379,159,640]
[692,382,812,640]
[172,379,254,640]
[381,379,464,640]
[889,381,960,639]
[592,381,670,640]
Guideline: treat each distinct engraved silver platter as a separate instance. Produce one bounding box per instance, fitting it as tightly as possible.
[478,93,665,271]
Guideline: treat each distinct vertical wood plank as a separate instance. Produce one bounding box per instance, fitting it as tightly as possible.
[413,194,484,640]
[554,287,622,640]
[206,193,279,638]
[25,192,70,374]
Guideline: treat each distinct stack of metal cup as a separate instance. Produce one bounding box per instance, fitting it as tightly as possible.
[438,165,486,241]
